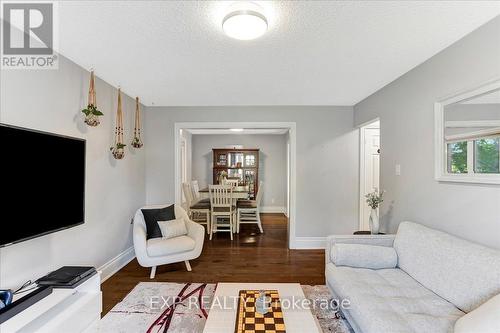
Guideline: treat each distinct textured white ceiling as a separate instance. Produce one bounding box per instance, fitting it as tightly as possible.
[58,1,500,106]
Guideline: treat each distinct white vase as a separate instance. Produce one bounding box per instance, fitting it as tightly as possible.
[369,209,380,234]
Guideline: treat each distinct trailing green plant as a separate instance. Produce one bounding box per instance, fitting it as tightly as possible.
[131,137,143,148]
[110,142,127,151]
[81,104,104,117]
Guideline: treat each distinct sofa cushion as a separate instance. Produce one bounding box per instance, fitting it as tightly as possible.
[146,235,195,257]
[326,263,464,333]
[454,293,500,333]
[393,222,500,312]
[331,244,397,269]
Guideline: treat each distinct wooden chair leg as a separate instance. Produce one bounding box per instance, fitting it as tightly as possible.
[185,260,192,272]
[209,215,214,240]
[205,211,209,234]
[150,266,156,279]
[230,214,234,240]
[237,210,240,233]
[257,210,263,233]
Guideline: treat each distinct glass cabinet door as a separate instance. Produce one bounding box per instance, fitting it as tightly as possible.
[215,152,228,167]
[228,168,243,182]
[228,152,244,168]
[245,152,257,167]
[245,169,256,197]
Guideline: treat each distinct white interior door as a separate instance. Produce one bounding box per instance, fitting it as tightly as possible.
[360,126,380,230]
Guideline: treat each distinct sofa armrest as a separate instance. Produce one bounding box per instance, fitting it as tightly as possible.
[186,219,205,258]
[133,211,149,267]
[454,294,500,333]
[179,202,205,258]
[325,234,396,265]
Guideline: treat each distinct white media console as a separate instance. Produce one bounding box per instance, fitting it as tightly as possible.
[0,272,102,333]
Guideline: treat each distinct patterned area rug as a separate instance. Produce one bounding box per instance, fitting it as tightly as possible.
[89,282,352,333]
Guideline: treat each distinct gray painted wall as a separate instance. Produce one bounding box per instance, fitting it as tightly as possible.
[144,106,359,238]
[354,17,500,249]
[191,134,287,209]
[0,55,146,289]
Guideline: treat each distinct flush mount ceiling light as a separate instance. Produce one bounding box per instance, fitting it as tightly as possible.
[230,128,244,132]
[222,2,268,40]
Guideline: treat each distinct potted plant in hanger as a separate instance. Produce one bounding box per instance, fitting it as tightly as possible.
[365,189,385,234]
[110,88,126,160]
[82,71,104,126]
[110,142,126,160]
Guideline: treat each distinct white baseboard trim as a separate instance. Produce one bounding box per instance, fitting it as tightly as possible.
[98,246,136,283]
[291,237,326,249]
[260,206,286,213]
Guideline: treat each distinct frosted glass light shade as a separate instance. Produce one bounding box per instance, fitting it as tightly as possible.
[223,10,268,40]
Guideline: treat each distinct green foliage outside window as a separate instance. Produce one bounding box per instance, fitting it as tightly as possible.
[474,138,500,174]
[447,141,468,173]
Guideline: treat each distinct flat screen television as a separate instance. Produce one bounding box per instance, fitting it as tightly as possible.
[0,124,85,247]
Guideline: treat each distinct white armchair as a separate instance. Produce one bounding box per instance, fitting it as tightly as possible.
[133,204,205,279]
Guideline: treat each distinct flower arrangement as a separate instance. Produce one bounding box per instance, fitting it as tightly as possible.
[218,170,228,184]
[365,189,385,209]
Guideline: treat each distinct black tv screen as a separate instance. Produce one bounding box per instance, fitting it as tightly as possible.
[0,124,85,247]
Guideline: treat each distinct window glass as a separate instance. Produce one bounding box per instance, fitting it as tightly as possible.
[474,138,500,174]
[447,141,468,173]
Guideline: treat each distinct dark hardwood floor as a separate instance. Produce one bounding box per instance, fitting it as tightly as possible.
[101,213,325,316]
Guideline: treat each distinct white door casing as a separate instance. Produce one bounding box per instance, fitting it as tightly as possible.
[174,122,299,248]
[180,136,187,204]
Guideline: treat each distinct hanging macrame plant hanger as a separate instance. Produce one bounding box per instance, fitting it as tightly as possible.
[82,70,103,126]
[111,88,126,159]
[131,97,144,148]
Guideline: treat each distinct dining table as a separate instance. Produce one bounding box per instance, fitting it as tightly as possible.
[198,185,250,200]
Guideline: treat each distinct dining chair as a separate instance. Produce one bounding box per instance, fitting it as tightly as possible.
[191,180,201,200]
[208,185,235,240]
[223,178,239,187]
[182,182,210,234]
[191,180,210,204]
[236,181,264,233]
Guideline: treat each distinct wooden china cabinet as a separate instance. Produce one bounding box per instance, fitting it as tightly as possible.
[212,148,259,199]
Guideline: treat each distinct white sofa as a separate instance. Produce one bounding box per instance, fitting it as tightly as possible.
[133,204,205,279]
[325,222,500,333]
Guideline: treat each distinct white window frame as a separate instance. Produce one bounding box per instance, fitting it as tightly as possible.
[435,79,500,185]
